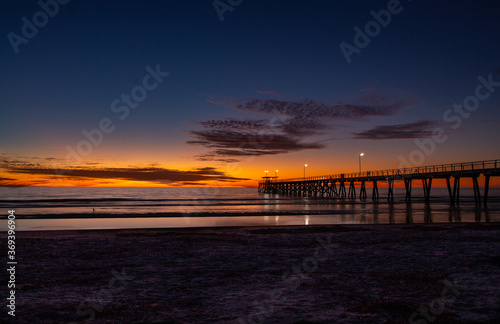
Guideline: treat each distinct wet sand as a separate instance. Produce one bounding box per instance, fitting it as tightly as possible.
[2,223,500,323]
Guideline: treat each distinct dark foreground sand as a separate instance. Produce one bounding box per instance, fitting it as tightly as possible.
[2,223,500,323]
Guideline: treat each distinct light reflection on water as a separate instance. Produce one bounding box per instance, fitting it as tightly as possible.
[0,187,498,230]
[1,204,497,231]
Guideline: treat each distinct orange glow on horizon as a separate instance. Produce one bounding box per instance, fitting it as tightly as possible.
[1,169,500,188]
[1,155,500,188]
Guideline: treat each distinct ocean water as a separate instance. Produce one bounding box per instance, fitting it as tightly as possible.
[0,186,499,230]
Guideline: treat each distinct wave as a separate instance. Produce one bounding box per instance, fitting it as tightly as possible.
[3,207,487,219]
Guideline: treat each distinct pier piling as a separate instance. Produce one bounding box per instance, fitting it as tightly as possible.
[258,159,499,207]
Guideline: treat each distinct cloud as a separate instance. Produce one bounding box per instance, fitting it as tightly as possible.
[232,95,408,138]
[196,156,241,163]
[235,96,404,120]
[194,119,270,130]
[0,158,248,185]
[352,120,441,140]
[187,129,324,157]
[0,177,22,186]
[257,90,286,97]
[279,117,327,137]
[189,91,413,160]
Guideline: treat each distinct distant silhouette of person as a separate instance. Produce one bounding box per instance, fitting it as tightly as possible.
[93,208,95,213]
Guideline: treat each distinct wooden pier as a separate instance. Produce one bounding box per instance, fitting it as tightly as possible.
[258,159,500,207]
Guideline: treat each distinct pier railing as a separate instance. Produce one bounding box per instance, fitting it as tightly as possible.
[261,159,500,183]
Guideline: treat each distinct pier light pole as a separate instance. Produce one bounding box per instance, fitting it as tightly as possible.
[359,153,364,172]
[265,170,268,178]
[275,170,278,177]
[304,164,307,180]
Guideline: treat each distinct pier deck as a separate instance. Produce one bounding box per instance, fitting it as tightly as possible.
[258,159,500,206]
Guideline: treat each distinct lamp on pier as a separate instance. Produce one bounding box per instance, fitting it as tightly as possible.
[359,153,364,172]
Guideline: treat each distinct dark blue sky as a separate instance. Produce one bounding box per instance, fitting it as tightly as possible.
[1,0,500,186]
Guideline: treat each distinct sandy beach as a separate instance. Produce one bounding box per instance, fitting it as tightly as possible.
[2,223,500,323]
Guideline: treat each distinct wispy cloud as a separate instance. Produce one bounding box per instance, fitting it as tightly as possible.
[193,119,270,130]
[187,129,324,157]
[235,96,404,120]
[256,90,286,97]
[352,120,441,140]
[196,156,241,163]
[189,91,413,160]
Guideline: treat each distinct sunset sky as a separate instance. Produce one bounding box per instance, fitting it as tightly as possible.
[1,0,500,187]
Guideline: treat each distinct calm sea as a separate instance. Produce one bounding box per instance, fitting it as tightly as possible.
[1,187,499,230]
